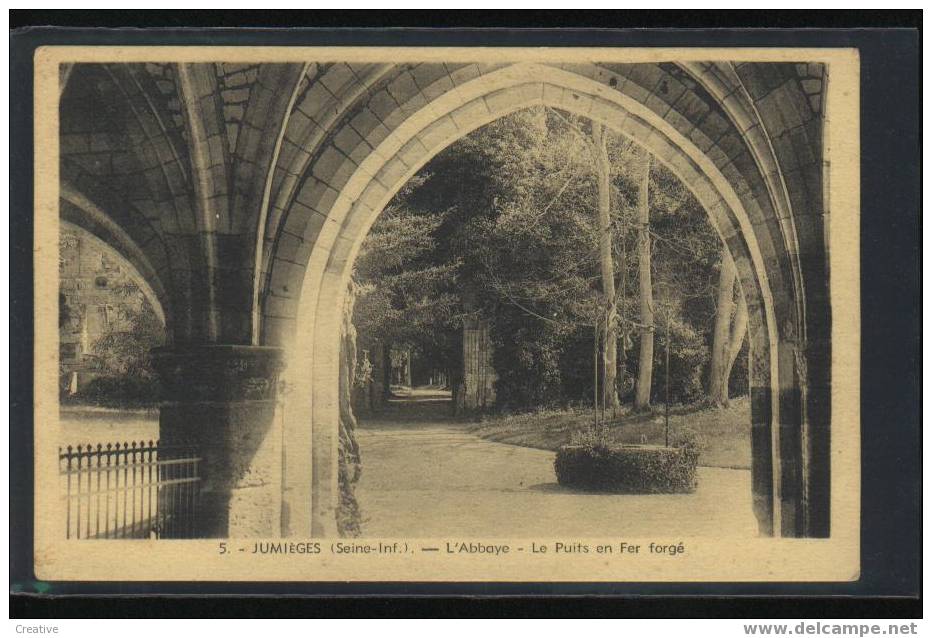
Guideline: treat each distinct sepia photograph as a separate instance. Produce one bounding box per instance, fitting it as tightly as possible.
[26,42,864,584]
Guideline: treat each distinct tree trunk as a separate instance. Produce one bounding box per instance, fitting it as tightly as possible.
[721,287,749,405]
[708,247,737,405]
[382,342,393,397]
[404,347,412,387]
[634,154,654,411]
[337,283,362,537]
[591,122,620,412]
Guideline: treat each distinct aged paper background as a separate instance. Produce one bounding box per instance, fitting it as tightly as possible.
[33,45,860,582]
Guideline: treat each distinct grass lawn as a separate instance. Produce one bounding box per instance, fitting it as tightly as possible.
[468,397,751,470]
[58,404,160,447]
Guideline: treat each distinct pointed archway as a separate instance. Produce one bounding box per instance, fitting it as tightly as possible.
[268,61,828,539]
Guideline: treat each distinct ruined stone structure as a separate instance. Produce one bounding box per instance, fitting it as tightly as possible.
[351,336,387,415]
[58,222,164,391]
[60,59,831,538]
[458,317,496,412]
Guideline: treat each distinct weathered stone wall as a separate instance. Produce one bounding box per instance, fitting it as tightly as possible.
[59,223,162,389]
[153,345,284,538]
[459,317,497,413]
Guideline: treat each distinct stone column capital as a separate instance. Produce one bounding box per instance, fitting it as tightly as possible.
[153,344,285,403]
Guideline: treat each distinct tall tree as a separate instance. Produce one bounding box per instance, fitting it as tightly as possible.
[708,248,749,406]
[634,154,654,410]
[355,107,726,411]
[708,247,737,404]
[724,291,749,395]
[590,122,620,412]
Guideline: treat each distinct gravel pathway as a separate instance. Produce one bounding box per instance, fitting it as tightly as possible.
[355,388,759,538]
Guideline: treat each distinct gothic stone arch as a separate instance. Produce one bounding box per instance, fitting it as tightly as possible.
[266,61,829,539]
[59,59,829,540]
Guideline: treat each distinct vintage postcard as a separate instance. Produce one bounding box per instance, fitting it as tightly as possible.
[32,44,860,583]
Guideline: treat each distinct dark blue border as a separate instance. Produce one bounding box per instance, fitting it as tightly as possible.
[9,13,921,615]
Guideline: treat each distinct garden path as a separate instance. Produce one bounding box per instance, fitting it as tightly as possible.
[355,387,759,538]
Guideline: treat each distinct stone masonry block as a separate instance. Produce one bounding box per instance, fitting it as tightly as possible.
[731,149,764,191]
[276,139,307,178]
[672,88,712,126]
[325,233,356,275]
[659,103,693,139]
[699,110,732,146]
[386,72,426,115]
[586,96,625,131]
[200,99,224,140]
[340,206,377,244]
[703,142,731,173]
[643,86,679,120]
[163,161,188,195]
[409,64,451,93]
[715,131,749,166]
[326,154,361,195]
[771,132,799,174]
[332,124,366,159]
[349,107,392,149]
[366,86,400,122]
[202,136,226,173]
[783,168,814,219]
[444,63,480,87]
[789,124,818,169]
[283,109,320,148]
[295,80,335,121]
[375,156,412,192]
[719,162,751,196]
[311,144,351,185]
[755,91,789,139]
[449,97,492,134]
[275,230,311,268]
[357,177,389,214]
[395,137,430,171]
[320,63,357,99]
[663,147,703,189]
[417,115,460,154]
[268,257,304,298]
[775,81,813,132]
[687,124,716,154]
[296,176,340,216]
[283,201,324,241]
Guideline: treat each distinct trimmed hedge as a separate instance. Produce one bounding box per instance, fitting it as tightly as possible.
[554,444,699,493]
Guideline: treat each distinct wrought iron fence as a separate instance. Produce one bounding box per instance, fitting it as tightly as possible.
[59,440,202,539]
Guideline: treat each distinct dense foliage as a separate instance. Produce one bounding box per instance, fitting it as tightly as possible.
[77,286,166,407]
[353,107,737,412]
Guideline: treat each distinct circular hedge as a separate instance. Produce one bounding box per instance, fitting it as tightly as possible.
[554,444,699,493]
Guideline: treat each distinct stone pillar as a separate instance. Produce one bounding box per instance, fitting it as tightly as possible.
[153,345,285,538]
[803,337,831,538]
[777,340,806,538]
[749,383,774,536]
[747,306,775,537]
[462,318,497,411]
